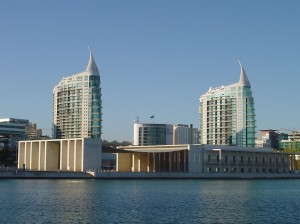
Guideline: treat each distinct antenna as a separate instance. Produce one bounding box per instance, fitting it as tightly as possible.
[134,114,140,123]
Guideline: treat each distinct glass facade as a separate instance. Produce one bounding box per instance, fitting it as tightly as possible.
[53,52,102,139]
[138,124,167,145]
[199,63,256,147]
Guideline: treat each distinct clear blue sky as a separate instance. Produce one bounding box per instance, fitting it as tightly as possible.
[0,1,299,142]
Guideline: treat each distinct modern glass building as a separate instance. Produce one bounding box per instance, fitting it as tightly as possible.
[133,120,199,146]
[199,61,256,147]
[53,50,102,139]
[133,123,173,146]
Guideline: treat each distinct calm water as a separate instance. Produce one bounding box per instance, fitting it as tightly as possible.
[0,179,300,223]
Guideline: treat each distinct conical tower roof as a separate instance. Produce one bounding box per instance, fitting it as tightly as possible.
[86,47,100,75]
[238,60,251,87]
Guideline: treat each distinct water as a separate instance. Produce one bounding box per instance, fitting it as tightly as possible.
[0,179,300,223]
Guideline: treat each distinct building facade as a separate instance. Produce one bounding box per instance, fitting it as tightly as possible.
[116,144,291,174]
[134,122,199,146]
[25,123,42,139]
[255,139,271,148]
[199,61,256,147]
[134,123,173,146]
[0,118,29,151]
[259,129,280,149]
[53,50,102,139]
[280,140,300,152]
[18,138,102,172]
[173,124,199,144]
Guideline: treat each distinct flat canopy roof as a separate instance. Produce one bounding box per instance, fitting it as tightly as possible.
[117,144,298,155]
[117,145,189,153]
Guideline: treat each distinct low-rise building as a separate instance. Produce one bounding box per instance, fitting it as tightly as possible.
[25,123,42,139]
[116,144,292,174]
[280,140,300,152]
[133,121,199,146]
[255,139,271,148]
[18,138,102,172]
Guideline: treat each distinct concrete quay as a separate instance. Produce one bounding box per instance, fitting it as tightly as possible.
[1,170,300,179]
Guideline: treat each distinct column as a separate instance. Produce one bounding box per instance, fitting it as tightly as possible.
[67,140,70,171]
[153,153,155,172]
[38,142,41,171]
[29,142,32,170]
[138,155,141,172]
[131,154,135,172]
[60,141,63,170]
[44,142,47,171]
[74,140,77,172]
[158,153,161,172]
[147,153,149,172]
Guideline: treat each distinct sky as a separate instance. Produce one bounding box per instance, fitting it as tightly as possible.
[0,1,299,142]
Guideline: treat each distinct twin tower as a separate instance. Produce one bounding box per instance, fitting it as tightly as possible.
[52,51,255,147]
[52,50,102,139]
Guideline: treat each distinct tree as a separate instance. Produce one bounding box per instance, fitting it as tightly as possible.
[102,140,132,148]
[0,149,13,167]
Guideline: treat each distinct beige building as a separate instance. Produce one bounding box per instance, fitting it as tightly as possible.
[18,138,101,172]
[25,123,42,139]
[117,144,293,174]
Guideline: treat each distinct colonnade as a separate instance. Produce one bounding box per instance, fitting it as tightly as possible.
[18,139,84,171]
[117,150,189,172]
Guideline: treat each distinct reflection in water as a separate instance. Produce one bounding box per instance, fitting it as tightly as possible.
[0,179,300,223]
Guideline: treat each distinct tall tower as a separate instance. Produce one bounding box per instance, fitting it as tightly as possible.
[53,49,102,139]
[199,61,256,147]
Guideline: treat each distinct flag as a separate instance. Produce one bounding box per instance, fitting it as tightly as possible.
[150,115,154,119]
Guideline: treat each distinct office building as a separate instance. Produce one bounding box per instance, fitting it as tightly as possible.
[134,122,173,146]
[0,118,29,150]
[134,120,199,146]
[53,50,102,139]
[280,140,300,152]
[258,129,280,149]
[173,124,199,144]
[255,139,271,148]
[25,123,42,139]
[199,61,256,147]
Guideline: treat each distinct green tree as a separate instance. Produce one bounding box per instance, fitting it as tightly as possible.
[0,149,13,167]
[102,140,132,148]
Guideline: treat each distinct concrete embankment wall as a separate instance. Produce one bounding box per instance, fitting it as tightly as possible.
[1,171,300,179]
[94,172,300,179]
[0,171,92,179]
